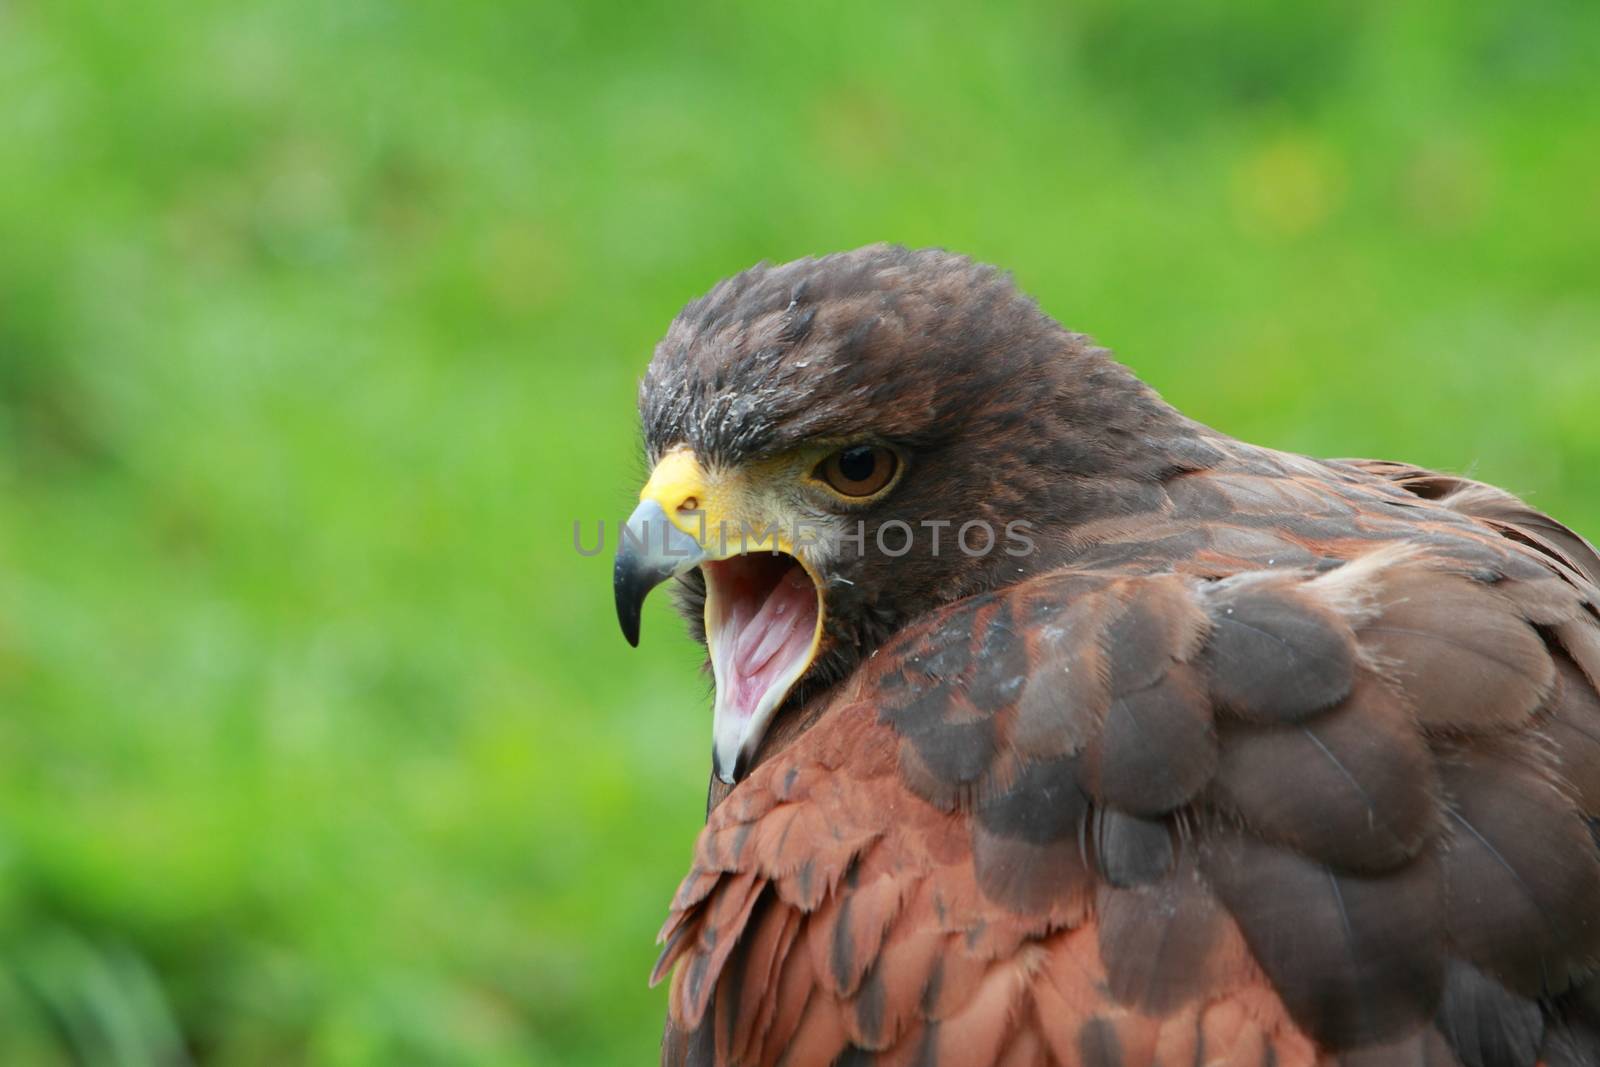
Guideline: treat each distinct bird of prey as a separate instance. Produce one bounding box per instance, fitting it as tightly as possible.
[613,245,1600,1067]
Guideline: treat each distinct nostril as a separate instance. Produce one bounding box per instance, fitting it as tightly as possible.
[679,496,699,512]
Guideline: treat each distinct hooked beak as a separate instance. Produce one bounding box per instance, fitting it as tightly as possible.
[614,448,825,784]
[613,497,705,647]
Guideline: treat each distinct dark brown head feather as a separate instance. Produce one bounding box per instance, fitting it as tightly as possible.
[643,244,1224,705]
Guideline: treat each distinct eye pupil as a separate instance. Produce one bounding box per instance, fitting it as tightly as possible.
[837,447,877,483]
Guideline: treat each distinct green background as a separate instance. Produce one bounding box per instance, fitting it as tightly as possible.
[2,1,1597,1063]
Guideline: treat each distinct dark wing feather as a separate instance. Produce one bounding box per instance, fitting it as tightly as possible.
[1358,569,1555,732]
[1541,974,1600,1067]
[1199,826,1445,1047]
[1094,858,1249,1014]
[1200,578,1357,721]
[1436,744,1600,996]
[1544,653,1600,812]
[1433,960,1544,1067]
[1077,661,1216,815]
[1211,676,1436,872]
[1089,807,1174,888]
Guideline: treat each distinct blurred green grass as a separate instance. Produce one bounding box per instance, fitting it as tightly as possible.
[1,0,1596,1062]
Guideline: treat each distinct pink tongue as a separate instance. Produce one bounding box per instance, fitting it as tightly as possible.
[725,567,816,716]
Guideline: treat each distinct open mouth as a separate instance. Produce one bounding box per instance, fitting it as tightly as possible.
[703,552,824,783]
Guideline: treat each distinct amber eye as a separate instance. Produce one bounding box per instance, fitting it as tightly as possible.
[817,445,898,498]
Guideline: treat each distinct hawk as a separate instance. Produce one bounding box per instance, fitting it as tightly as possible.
[612,245,1600,1067]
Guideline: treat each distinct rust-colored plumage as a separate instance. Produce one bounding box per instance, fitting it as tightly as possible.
[625,247,1600,1067]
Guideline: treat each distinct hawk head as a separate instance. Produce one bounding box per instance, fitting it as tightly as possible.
[615,245,1214,782]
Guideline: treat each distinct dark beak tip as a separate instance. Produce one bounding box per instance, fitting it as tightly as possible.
[615,586,643,647]
[614,557,646,647]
